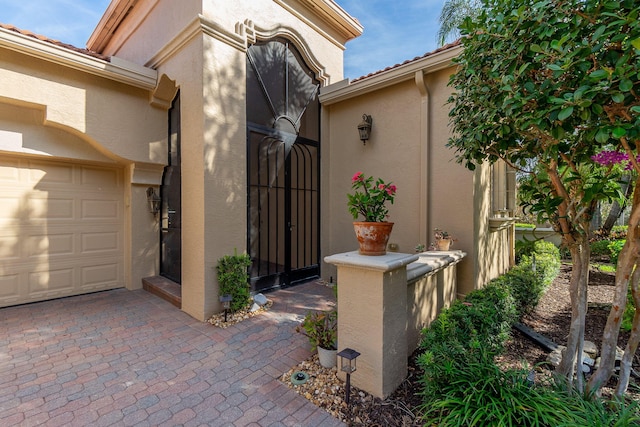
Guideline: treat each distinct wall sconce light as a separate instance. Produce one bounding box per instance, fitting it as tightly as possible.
[146,187,161,215]
[219,294,233,322]
[357,114,373,145]
[337,347,360,406]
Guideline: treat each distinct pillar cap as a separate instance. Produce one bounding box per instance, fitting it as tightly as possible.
[324,251,419,272]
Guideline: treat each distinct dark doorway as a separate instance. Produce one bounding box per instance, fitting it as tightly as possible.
[246,38,320,291]
[160,92,181,283]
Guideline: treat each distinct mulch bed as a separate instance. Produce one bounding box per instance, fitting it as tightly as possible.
[283,262,639,426]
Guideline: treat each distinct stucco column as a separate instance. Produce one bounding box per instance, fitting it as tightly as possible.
[324,251,419,399]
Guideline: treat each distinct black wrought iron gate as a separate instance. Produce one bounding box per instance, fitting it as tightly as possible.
[247,126,319,292]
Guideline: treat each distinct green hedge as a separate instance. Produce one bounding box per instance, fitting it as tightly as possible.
[416,239,639,425]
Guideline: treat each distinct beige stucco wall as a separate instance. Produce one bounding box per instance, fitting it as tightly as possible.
[0,40,167,293]
[90,0,359,320]
[321,58,512,296]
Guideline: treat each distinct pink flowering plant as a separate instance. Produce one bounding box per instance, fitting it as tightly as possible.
[347,172,397,222]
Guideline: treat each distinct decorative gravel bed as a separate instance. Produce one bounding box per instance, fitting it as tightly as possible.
[206,300,273,328]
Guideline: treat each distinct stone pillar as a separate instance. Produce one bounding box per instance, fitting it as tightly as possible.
[324,251,418,399]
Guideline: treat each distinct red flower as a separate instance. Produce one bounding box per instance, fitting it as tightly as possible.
[352,171,364,183]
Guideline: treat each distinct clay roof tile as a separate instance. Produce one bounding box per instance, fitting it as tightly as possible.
[0,23,110,62]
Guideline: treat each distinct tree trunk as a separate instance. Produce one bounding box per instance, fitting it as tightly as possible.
[601,173,633,235]
[557,235,590,391]
[616,264,640,396]
[588,176,640,395]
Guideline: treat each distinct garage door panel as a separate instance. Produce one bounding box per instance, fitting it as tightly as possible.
[29,161,73,185]
[0,159,20,182]
[26,233,75,257]
[81,231,119,253]
[29,268,74,294]
[81,199,120,220]
[0,233,20,260]
[31,197,75,220]
[81,263,120,288]
[0,156,125,307]
[0,274,20,299]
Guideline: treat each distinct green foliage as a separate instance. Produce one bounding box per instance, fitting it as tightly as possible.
[622,286,636,333]
[497,240,560,316]
[448,0,640,241]
[611,225,629,236]
[347,172,397,222]
[417,234,636,423]
[515,223,536,229]
[420,359,640,426]
[608,239,626,265]
[590,239,613,257]
[418,239,562,416]
[216,250,252,312]
[295,310,337,351]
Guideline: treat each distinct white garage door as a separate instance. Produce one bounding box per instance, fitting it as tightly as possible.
[0,156,125,307]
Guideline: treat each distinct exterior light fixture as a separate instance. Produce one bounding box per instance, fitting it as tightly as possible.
[337,347,360,406]
[146,187,161,215]
[219,294,233,322]
[357,114,372,145]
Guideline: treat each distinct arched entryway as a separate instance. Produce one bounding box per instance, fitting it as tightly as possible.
[246,38,320,292]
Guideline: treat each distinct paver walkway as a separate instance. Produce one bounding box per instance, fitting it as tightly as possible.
[0,281,344,426]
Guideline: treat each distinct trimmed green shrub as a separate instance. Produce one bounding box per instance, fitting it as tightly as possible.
[608,239,626,266]
[505,241,561,316]
[590,239,612,257]
[419,281,518,398]
[216,250,252,312]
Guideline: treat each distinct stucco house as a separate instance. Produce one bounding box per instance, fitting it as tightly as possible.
[0,0,515,322]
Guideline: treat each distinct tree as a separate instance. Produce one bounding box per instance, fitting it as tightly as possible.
[436,0,482,46]
[447,0,640,395]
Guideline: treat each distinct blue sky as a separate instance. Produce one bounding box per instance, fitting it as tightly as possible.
[0,0,447,80]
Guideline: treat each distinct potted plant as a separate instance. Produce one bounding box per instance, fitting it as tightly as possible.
[296,309,337,368]
[432,228,456,251]
[347,172,397,255]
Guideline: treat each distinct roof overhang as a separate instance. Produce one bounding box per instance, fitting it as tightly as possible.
[0,25,157,90]
[277,0,363,42]
[320,44,462,105]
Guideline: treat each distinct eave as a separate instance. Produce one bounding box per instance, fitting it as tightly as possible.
[320,44,462,106]
[276,0,363,42]
[0,26,157,90]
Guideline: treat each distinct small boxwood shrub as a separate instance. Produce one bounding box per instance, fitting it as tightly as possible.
[216,250,252,312]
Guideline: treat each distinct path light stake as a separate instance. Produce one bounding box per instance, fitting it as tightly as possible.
[219,295,232,322]
[337,348,360,407]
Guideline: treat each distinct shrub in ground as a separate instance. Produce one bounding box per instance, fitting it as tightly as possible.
[495,240,560,317]
[420,358,640,426]
[419,281,518,399]
[608,239,625,266]
[216,251,252,312]
[591,239,613,257]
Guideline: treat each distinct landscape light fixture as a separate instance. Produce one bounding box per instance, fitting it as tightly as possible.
[219,294,233,322]
[337,347,360,406]
[357,114,372,144]
[146,187,161,215]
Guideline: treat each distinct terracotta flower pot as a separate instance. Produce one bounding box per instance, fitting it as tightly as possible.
[437,238,452,251]
[353,222,394,255]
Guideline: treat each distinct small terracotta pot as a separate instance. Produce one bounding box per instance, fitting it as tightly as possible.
[437,238,452,251]
[353,222,394,256]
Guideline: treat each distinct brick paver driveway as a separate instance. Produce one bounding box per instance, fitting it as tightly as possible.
[0,282,343,426]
